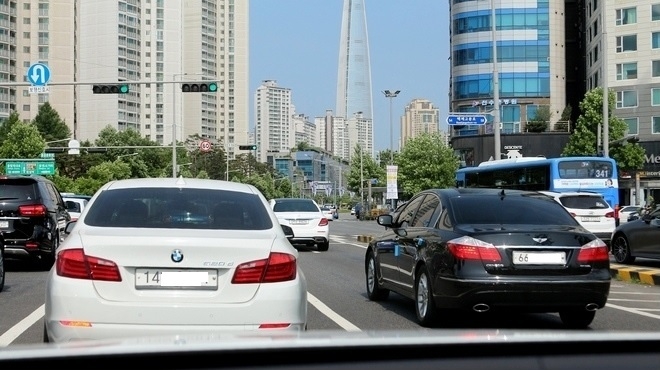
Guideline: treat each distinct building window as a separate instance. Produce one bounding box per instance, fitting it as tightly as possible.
[653,60,660,77]
[653,32,660,49]
[616,7,636,25]
[653,88,660,106]
[22,105,30,112]
[616,62,637,80]
[616,90,637,108]
[653,117,660,134]
[623,117,638,135]
[616,35,637,52]
[653,4,660,21]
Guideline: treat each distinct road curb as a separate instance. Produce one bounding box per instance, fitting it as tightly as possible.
[355,238,660,286]
[610,263,660,286]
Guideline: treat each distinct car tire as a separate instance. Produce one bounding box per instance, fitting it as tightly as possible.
[415,265,439,327]
[559,309,596,329]
[365,251,389,301]
[0,244,5,293]
[317,241,329,252]
[611,234,636,264]
[39,233,59,271]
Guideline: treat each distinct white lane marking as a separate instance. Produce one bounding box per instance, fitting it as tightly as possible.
[606,303,660,320]
[0,304,45,347]
[307,292,361,332]
[330,236,367,249]
[609,291,660,296]
[607,298,660,303]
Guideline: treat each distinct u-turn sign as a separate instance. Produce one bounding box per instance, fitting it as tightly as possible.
[27,63,51,86]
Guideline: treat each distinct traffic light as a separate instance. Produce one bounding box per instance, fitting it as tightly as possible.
[239,145,257,150]
[92,84,130,94]
[181,82,218,93]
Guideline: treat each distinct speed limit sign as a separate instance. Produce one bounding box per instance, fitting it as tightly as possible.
[199,139,212,152]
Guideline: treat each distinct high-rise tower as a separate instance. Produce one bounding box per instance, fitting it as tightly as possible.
[335,0,374,127]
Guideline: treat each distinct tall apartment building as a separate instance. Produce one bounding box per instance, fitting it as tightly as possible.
[449,0,568,136]
[400,98,441,148]
[254,80,292,162]
[587,1,660,140]
[346,111,373,159]
[5,0,248,161]
[336,0,374,156]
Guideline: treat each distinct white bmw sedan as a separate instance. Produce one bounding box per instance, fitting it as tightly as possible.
[45,178,308,343]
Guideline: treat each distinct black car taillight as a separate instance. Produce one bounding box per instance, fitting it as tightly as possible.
[447,236,502,262]
[576,239,610,263]
[18,204,47,217]
[232,252,297,284]
[56,249,122,282]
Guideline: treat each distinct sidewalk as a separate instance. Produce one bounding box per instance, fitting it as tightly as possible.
[356,235,660,286]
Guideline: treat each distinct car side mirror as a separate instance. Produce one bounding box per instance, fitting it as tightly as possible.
[377,214,394,227]
[64,221,77,235]
[281,224,294,240]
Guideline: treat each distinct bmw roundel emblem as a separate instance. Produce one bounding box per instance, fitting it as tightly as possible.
[171,249,184,263]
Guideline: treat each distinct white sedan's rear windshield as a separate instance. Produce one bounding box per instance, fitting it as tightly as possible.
[84,188,273,230]
[273,200,319,212]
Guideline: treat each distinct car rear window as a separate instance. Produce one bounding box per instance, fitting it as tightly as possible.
[83,187,273,230]
[272,200,319,212]
[0,179,39,201]
[558,196,609,209]
[449,194,578,225]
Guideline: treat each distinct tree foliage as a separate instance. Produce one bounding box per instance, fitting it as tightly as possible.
[0,122,45,159]
[562,87,645,170]
[347,145,386,193]
[396,132,459,197]
[32,102,71,143]
[0,111,22,147]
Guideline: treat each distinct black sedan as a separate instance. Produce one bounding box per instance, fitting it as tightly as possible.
[611,207,660,263]
[365,188,611,328]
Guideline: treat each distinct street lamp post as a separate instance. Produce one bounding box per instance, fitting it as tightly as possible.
[172,72,204,178]
[491,0,501,160]
[382,90,400,164]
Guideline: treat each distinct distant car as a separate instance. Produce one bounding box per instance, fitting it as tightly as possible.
[44,178,308,343]
[617,205,641,224]
[0,175,71,269]
[610,207,660,264]
[366,188,610,329]
[540,191,616,244]
[269,198,330,251]
[320,206,337,221]
[350,206,356,215]
[62,197,88,222]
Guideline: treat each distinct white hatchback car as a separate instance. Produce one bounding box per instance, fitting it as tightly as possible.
[45,178,308,343]
[269,198,330,251]
[540,191,616,243]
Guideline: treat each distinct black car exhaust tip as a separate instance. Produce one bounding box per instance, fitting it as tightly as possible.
[585,303,599,311]
[472,303,490,313]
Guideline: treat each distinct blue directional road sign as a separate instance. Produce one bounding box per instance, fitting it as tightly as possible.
[27,63,51,86]
[446,115,487,125]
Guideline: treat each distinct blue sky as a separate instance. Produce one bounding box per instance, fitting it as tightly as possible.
[249,0,450,152]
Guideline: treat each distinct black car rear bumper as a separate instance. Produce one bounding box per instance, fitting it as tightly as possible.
[434,278,611,312]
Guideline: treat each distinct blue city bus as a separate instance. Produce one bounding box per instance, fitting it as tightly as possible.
[455,156,619,207]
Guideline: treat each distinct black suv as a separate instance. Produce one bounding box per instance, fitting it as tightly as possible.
[0,175,70,269]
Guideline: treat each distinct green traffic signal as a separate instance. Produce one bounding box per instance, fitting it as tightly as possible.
[239,145,257,150]
[208,82,217,92]
[119,84,129,94]
[181,83,218,93]
[92,84,130,94]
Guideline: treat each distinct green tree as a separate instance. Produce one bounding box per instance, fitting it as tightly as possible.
[526,105,551,132]
[562,87,644,170]
[0,122,45,159]
[32,102,71,143]
[396,132,459,197]
[0,111,22,147]
[347,145,386,194]
[95,126,169,178]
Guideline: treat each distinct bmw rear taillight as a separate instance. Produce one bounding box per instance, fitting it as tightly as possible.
[18,204,47,217]
[318,217,329,226]
[447,236,502,262]
[576,239,610,263]
[232,252,297,284]
[56,249,122,282]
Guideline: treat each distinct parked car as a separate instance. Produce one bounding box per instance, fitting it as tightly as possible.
[365,188,610,328]
[0,175,70,269]
[617,205,641,224]
[269,198,330,251]
[540,191,616,244]
[610,207,660,263]
[44,178,308,343]
[62,197,88,222]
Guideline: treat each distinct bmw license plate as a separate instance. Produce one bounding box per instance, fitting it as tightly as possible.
[512,251,566,265]
[135,269,218,290]
[0,220,8,228]
[581,216,600,222]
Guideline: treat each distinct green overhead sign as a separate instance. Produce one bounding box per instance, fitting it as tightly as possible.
[4,161,55,175]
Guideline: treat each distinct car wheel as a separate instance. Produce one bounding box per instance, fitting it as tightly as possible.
[0,245,5,293]
[317,241,329,252]
[415,265,439,327]
[39,233,59,271]
[559,309,596,329]
[365,251,389,301]
[611,234,636,264]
